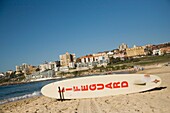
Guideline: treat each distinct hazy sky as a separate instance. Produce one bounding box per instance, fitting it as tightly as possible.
[0,0,170,72]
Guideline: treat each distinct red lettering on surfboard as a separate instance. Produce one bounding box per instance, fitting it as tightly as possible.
[73,86,81,91]
[105,82,112,89]
[113,82,120,88]
[81,85,88,91]
[121,81,128,88]
[97,83,104,90]
[89,84,96,91]
[65,88,73,91]
[62,81,129,92]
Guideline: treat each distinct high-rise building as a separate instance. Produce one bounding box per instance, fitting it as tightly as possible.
[59,52,76,67]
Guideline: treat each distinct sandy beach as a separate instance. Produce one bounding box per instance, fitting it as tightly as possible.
[0,65,170,113]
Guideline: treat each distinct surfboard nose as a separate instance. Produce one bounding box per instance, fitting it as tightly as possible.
[41,85,48,96]
[41,83,58,98]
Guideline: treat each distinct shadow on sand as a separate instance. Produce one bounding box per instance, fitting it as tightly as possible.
[55,87,167,101]
[56,99,71,102]
[140,86,167,93]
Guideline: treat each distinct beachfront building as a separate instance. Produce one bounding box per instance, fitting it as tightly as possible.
[153,47,170,55]
[39,61,58,72]
[25,69,55,81]
[25,61,58,81]
[69,62,76,68]
[107,51,114,58]
[48,62,58,70]
[78,52,109,67]
[59,66,69,72]
[93,52,109,64]
[16,63,29,72]
[39,63,49,72]
[106,50,127,63]
[126,45,147,57]
[59,52,76,68]
[80,54,94,63]
[153,49,161,55]
[15,63,37,75]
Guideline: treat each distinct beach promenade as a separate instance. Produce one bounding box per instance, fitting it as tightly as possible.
[0,65,170,113]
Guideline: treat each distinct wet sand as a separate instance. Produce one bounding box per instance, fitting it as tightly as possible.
[0,65,170,113]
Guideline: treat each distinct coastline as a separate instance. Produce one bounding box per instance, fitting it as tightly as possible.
[1,64,170,113]
[0,77,61,87]
[0,62,166,87]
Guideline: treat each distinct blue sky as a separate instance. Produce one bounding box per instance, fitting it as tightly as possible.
[0,0,170,72]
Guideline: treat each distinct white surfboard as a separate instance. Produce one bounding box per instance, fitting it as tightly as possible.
[41,74,161,99]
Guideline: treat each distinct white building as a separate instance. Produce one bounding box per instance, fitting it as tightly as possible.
[59,66,69,72]
[39,63,49,72]
[107,51,114,57]
[48,62,57,70]
[16,63,29,72]
[39,61,58,72]
[153,49,162,55]
[69,62,75,68]
[80,55,94,63]
[79,52,109,67]
[93,52,109,64]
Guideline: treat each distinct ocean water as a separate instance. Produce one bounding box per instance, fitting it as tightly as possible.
[0,79,58,104]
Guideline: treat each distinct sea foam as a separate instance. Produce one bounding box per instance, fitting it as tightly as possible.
[0,91,41,105]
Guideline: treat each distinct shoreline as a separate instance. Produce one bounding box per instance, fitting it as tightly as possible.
[0,77,61,87]
[1,65,170,113]
[0,68,135,87]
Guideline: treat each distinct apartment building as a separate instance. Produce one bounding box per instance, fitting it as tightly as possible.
[16,63,29,72]
[93,52,109,63]
[79,52,109,66]
[39,61,59,72]
[16,63,38,75]
[80,54,94,63]
[59,52,76,67]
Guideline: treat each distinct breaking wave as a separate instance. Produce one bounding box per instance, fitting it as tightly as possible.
[0,91,41,105]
